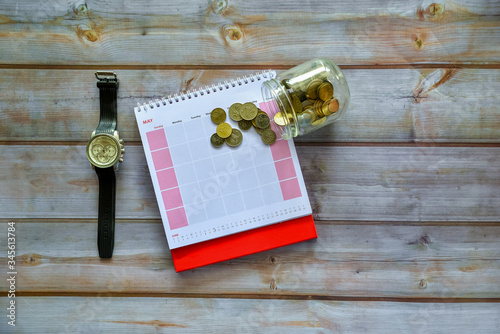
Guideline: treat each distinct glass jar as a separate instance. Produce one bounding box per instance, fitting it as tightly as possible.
[261,58,350,139]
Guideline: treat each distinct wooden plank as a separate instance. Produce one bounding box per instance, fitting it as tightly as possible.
[3,297,500,333]
[301,146,500,222]
[1,145,498,221]
[0,68,499,143]
[0,1,499,66]
[2,221,499,297]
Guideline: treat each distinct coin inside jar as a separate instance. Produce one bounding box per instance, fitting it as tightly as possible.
[321,100,332,116]
[329,98,339,113]
[311,116,327,126]
[291,94,303,113]
[306,79,322,100]
[313,100,324,117]
[273,112,287,126]
[317,82,334,101]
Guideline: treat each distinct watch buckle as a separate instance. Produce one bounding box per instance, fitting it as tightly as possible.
[95,71,117,81]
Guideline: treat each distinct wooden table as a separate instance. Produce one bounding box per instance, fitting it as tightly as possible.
[1,0,499,332]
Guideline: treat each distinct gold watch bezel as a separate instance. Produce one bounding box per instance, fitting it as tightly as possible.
[86,133,121,168]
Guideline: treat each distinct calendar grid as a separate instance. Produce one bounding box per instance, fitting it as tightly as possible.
[202,116,230,219]
[135,70,311,249]
[243,139,270,211]
[145,114,305,236]
[182,121,206,223]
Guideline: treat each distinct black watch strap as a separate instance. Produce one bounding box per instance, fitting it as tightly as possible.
[96,75,119,134]
[94,72,119,258]
[96,166,116,258]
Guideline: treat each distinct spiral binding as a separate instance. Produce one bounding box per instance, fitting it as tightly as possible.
[136,71,274,113]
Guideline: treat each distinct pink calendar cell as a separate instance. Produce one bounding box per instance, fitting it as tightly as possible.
[157,168,178,190]
[274,158,297,181]
[146,129,168,151]
[166,207,189,230]
[162,187,184,210]
[279,178,302,201]
[270,139,292,161]
[151,148,173,171]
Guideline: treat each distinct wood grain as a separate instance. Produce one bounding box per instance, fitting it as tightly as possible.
[0,68,499,143]
[0,1,499,66]
[0,296,500,334]
[1,145,498,221]
[3,297,500,333]
[1,222,499,298]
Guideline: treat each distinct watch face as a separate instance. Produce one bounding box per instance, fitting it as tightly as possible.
[86,134,120,168]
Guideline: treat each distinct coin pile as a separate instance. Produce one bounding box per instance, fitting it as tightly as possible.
[274,78,340,128]
[210,102,277,148]
[210,120,243,148]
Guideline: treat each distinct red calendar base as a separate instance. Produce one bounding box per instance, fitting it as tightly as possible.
[170,215,316,272]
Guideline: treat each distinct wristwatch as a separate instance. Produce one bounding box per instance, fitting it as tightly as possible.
[86,72,125,258]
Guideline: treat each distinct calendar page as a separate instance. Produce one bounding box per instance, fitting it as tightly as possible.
[134,71,312,249]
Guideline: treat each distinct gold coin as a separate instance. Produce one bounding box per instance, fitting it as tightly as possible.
[291,94,303,113]
[322,100,332,116]
[306,79,322,100]
[240,102,258,120]
[251,110,265,127]
[311,117,327,127]
[229,103,243,121]
[274,112,287,126]
[216,123,232,138]
[210,133,225,147]
[225,128,243,147]
[255,113,270,129]
[255,125,270,135]
[313,99,324,117]
[210,108,226,124]
[317,82,334,101]
[238,119,252,131]
[329,99,339,113]
[261,129,277,145]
